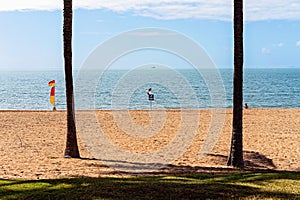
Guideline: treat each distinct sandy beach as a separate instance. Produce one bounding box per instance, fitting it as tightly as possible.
[0,109,299,180]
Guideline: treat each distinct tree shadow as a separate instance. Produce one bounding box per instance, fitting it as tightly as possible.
[79,150,277,176]
[0,171,299,200]
[204,150,276,170]
[243,150,276,170]
[1,151,296,199]
[72,151,281,181]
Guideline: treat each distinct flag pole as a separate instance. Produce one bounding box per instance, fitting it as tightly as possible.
[53,87,56,111]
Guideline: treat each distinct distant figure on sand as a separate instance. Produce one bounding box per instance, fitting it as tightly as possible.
[244,103,248,109]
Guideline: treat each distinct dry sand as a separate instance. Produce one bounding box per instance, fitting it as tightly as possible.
[0,109,299,179]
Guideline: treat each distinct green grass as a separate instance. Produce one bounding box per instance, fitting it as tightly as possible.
[0,171,299,199]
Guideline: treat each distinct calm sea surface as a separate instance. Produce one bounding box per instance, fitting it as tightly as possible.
[0,68,299,110]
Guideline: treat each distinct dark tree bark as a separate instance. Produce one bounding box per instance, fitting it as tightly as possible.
[63,0,80,158]
[227,0,244,168]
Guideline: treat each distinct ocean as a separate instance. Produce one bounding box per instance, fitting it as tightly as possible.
[0,68,299,110]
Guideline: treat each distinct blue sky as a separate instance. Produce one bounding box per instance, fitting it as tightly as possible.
[0,1,300,71]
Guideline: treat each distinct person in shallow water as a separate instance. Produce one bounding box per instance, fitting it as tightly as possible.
[146,88,152,95]
[146,88,154,101]
[244,103,249,109]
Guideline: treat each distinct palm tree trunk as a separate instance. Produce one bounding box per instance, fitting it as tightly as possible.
[227,0,244,168]
[63,0,80,158]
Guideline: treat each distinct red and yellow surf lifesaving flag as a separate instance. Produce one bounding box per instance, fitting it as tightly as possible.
[48,80,55,105]
[48,80,55,87]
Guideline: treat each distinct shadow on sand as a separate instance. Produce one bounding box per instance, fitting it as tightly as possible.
[1,169,299,199]
[1,151,299,199]
[80,150,277,175]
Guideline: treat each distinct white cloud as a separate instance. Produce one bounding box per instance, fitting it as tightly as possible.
[127,30,177,36]
[277,43,284,47]
[296,40,300,46]
[261,47,271,54]
[0,1,62,11]
[1,0,300,21]
[273,43,284,48]
[80,31,104,35]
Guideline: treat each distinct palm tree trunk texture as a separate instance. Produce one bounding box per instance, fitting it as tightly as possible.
[227,0,244,168]
[63,0,80,158]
